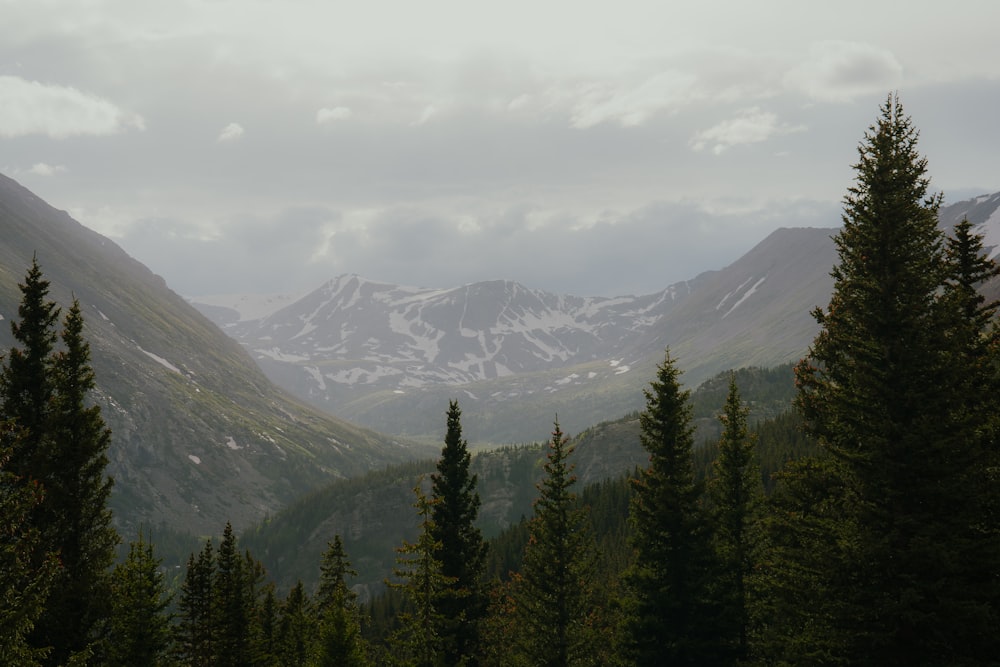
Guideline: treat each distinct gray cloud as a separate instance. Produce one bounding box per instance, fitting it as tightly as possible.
[1,1,998,302]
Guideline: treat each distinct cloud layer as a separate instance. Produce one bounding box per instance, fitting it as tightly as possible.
[1,1,998,298]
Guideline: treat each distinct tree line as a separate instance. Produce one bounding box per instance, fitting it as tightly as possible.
[3,93,999,665]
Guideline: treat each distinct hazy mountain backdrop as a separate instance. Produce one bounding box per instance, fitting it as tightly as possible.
[2,170,997,538]
[194,192,1000,446]
[0,174,429,536]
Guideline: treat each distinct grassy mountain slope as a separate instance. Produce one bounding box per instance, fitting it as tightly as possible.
[0,174,430,535]
[241,364,798,596]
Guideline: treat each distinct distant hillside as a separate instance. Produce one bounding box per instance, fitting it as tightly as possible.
[0,174,430,535]
[196,227,837,444]
[241,364,798,596]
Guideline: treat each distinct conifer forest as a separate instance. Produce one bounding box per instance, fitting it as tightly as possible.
[2,94,999,665]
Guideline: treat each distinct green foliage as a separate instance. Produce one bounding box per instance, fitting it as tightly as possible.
[389,482,453,667]
[0,262,119,665]
[0,428,57,667]
[315,535,368,666]
[276,581,314,666]
[752,456,852,665]
[174,539,216,666]
[214,522,252,666]
[624,350,721,666]
[429,400,487,665]
[793,93,1000,664]
[107,528,172,666]
[509,421,601,666]
[707,374,763,664]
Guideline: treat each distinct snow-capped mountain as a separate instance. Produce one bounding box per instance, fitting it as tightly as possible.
[225,275,698,387]
[195,226,840,443]
[192,191,1000,445]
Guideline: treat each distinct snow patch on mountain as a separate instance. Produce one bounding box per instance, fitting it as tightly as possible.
[723,276,767,318]
[138,345,181,373]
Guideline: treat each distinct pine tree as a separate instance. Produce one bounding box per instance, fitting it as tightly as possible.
[41,299,118,664]
[214,521,251,666]
[429,400,487,665]
[624,350,719,666]
[0,263,119,665]
[0,426,57,667]
[390,482,452,667]
[795,93,1000,664]
[175,540,217,666]
[708,373,763,664]
[315,535,367,666]
[253,585,280,666]
[752,456,852,664]
[277,581,314,666]
[511,420,598,667]
[107,528,172,666]
[0,257,59,479]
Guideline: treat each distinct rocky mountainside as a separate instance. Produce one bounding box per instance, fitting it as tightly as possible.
[200,190,1000,445]
[197,226,839,444]
[0,174,427,535]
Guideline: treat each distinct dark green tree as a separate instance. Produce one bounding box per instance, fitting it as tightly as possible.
[0,263,118,665]
[752,456,852,664]
[315,535,367,666]
[707,373,763,664]
[511,421,598,667]
[214,522,251,667]
[795,93,1000,664]
[624,350,719,666]
[41,299,118,664]
[107,528,172,666]
[175,540,217,666]
[277,581,314,666]
[0,426,57,667]
[0,257,59,478]
[390,482,452,667]
[429,400,487,665]
[253,585,280,666]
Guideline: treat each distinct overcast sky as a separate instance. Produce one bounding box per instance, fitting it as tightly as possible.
[2,1,998,298]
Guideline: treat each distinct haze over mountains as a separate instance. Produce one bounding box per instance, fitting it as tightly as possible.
[1,170,997,538]
[0,173,425,535]
[191,193,1000,445]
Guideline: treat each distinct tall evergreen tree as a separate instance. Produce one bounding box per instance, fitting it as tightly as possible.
[390,483,452,667]
[624,350,719,666]
[429,400,487,665]
[214,522,251,667]
[752,456,852,664]
[708,373,763,664]
[0,426,57,667]
[511,421,598,667]
[795,93,1000,664]
[107,528,172,667]
[315,535,367,666]
[0,257,59,479]
[277,581,314,666]
[175,540,217,666]
[253,585,280,666]
[0,263,118,665]
[40,299,118,664]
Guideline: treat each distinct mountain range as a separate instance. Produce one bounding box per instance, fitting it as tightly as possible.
[2,170,997,538]
[193,192,1000,445]
[0,174,428,536]
[192,227,836,444]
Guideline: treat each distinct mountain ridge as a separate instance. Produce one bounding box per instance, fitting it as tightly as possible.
[194,226,840,443]
[196,188,1000,446]
[0,173,429,535]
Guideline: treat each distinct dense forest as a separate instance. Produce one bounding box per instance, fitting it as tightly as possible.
[3,93,999,665]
